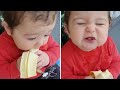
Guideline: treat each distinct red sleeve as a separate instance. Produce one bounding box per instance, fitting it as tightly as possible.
[61,40,87,79]
[107,37,120,79]
[44,36,60,67]
[61,58,86,79]
[0,32,20,79]
[0,55,20,79]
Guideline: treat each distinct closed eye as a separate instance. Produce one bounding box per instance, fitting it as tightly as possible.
[27,37,37,40]
[96,23,104,25]
[77,23,86,25]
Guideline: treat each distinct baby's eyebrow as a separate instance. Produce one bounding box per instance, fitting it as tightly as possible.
[24,33,38,36]
[96,18,108,22]
[73,17,84,21]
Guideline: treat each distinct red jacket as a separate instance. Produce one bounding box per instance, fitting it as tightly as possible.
[61,37,120,79]
[0,31,60,79]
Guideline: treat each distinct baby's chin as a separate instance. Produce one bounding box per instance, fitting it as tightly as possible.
[82,41,106,51]
[81,47,97,52]
[17,46,31,51]
[79,45,98,52]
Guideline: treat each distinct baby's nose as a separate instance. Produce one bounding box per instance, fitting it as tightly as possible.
[86,24,96,32]
[33,42,42,49]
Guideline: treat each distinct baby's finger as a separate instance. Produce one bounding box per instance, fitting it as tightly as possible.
[37,56,42,63]
[37,61,43,68]
[35,50,43,55]
[30,49,39,52]
[36,69,43,74]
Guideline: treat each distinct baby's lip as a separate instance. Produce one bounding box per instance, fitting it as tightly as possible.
[84,37,96,40]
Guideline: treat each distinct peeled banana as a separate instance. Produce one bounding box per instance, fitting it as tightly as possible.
[90,70,111,79]
[20,49,39,78]
[90,70,102,78]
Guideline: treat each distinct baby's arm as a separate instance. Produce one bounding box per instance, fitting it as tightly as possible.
[107,55,120,79]
[42,35,60,67]
[0,55,20,79]
[61,58,87,79]
[106,37,120,79]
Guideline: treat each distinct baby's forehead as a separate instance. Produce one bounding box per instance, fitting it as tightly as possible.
[70,11,109,16]
[24,12,56,22]
[16,18,55,33]
[16,23,54,35]
[21,14,56,27]
[71,11,108,13]
[70,11,108,16]
[69,11,109,20]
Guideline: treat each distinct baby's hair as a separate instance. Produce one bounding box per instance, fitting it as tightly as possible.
[64,11,70,25]
[1,11,57,29]
[64,11,111,25]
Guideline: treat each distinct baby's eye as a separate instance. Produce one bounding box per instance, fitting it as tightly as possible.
[27,37,36,40]
[44,35,49,37]
[96,23,104,25]
[77,23,86,25]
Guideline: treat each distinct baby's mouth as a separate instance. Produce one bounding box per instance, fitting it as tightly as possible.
[85,37,96,40]
[84,37,96,43]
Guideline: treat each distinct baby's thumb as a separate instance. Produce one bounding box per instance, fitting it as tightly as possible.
[35,50,42,56]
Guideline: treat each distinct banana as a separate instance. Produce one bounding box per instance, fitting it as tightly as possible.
[20,49,39,78]
[90,70,111,79]
[99,70,111,79]
[90,70,102,78]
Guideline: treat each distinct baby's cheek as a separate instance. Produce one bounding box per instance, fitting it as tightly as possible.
[19,42,34,50]
[43,38,49,45]
[98,37,107,46]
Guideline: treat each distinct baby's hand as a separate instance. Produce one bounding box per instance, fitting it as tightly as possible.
[16,56,22,71]
[35,50,50,70]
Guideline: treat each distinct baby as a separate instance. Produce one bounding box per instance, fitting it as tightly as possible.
[0,11,60,79]
[61,11,120,79]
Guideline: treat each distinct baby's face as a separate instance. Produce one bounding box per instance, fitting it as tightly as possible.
[66,11,109,51]
[11,16,56,51]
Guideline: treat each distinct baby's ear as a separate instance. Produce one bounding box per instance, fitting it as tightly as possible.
[64,23,70,38]
[1,21,12,36]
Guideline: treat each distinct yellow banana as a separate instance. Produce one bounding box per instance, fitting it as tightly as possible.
[20,49,38,78]
[90,70,111,79]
